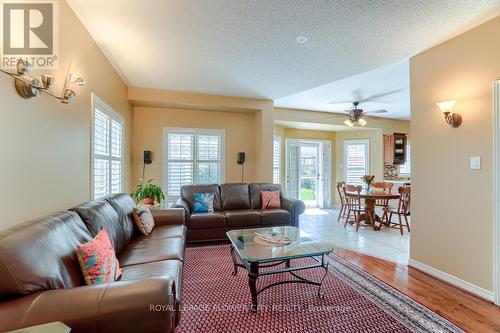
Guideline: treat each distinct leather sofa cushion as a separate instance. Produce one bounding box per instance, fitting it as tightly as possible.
[118,238,185,267]
[258,209,291,225]
[121,259,183,303]
[134,225,186,242]
[220,183,250,210]
[72,200,128,254]
[189,212,226,229]
[121,259,184,326]
[0,211,92,297]
[181,184,221,211]
[249,183,282,209]
[105,193,139,241]
[225,210,260,227]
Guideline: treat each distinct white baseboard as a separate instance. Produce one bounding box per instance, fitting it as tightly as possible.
[408,259,494,302]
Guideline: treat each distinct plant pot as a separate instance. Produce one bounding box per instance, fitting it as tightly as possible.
[143,198,155,205]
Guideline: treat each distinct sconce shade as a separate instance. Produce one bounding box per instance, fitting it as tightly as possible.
[41,75,54,89]
[16,59,32,75]
[63,89,75,100]
[437,100,456,114]
[437,100,462,128]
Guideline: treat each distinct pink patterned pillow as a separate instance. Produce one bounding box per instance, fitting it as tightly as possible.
[261,191,281,209]
[76,229,122,286]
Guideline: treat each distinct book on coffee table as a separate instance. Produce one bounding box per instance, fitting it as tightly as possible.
[254,231,292,245]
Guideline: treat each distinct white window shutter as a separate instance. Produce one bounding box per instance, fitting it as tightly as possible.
[399,142,411,175]
[92,96,124,199]
[165,129,224,199]
[273,135,281,184]
[344,141,369,186]
[93,110,109,156]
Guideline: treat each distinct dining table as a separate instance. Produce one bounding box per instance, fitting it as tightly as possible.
[345,189,400,230]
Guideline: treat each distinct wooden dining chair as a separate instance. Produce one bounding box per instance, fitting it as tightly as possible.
[344,184,365,232]
[336,182,347,222]
[381,186,411,235]
[371,182,394,207]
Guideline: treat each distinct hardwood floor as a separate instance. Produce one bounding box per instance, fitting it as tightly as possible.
[334,248,500,333]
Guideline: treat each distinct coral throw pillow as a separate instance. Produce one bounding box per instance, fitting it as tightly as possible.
[133,204,155,235]
[261,191,281,209]
[76,229,122,286]
[193,192,215,213]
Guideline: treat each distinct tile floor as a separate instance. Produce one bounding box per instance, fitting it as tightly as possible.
[299,208,410,265]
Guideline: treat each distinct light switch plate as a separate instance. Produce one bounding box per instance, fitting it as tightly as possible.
[470,156,481,170]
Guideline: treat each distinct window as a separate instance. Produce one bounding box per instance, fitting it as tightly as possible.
[343,139,369,186]
[164,128,224,198]
[92,95,124,199]
[273,135,281,184]
[399,141,411,176]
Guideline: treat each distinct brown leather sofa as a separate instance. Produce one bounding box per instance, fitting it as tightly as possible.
[0,193,185,333]
[175,183,306,242]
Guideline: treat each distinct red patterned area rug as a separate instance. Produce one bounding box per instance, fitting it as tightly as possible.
[177,245,463,333]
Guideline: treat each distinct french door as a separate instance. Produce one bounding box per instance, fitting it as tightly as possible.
[286,139,331,208]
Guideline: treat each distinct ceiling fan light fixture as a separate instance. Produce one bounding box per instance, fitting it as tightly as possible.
[344,119,354,127]
[359,118,367,126]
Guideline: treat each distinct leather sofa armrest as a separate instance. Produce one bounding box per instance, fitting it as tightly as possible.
[281,197,306,227]
[174,198,191,219]
[151,208,186,226]
[0,278,177,333]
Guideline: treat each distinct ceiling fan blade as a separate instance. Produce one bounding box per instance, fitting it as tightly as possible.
[363,109,387,114]
[356,89,406,103]
[326,100,354,105]
[328,88,407,104]
[325,114,348,119]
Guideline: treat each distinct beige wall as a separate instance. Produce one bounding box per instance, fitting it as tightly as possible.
[410,16,500,291]
[132,107,259,190]
[0,1,132,230]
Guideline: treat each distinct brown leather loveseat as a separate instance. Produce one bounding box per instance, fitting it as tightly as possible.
[0,193,185,333]
[175,183,305,242]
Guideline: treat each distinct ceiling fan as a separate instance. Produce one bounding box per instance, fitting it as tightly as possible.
[326,101,387,127]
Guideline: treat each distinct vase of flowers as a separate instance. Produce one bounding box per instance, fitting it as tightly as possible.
[362,175,375,192]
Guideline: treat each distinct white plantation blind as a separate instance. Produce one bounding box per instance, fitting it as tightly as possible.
[92,95,124,199]
[273,135,281,184]
[343,140,369,186]
[399,141,411,176]
[164,129,224,198]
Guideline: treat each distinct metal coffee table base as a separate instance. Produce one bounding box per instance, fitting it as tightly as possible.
[230,245,330,312]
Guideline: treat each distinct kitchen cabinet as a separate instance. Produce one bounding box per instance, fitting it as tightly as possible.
[384,135,394,165]
[384,133,407,165]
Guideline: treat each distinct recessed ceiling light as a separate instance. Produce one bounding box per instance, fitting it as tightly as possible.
[296,36,308,44]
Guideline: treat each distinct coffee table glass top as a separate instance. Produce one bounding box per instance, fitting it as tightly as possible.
[226,226,333,263]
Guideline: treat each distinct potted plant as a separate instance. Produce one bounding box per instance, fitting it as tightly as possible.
[131,179,165,205]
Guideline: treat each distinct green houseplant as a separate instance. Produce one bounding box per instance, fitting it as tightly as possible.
[131,179,165,205]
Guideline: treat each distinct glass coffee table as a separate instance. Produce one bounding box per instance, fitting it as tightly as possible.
[226,226,333,312]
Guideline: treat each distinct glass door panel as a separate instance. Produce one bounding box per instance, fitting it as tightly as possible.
[299,143,319,207]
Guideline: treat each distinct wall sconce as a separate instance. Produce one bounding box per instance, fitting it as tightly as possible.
[0,59,85,104]
[437,100,462,128]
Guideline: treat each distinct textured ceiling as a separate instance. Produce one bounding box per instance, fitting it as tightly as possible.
[68,0,500,105]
